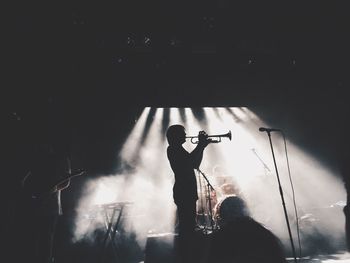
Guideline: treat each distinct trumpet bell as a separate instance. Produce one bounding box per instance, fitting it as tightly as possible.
[209,131,231,140]
[225,131,232,141]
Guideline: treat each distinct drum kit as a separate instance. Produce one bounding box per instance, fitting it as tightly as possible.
[196,172,243,232]
[198,170,348,242]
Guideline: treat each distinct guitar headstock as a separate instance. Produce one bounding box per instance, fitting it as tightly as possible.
[72,168,86,176]
[70,168,86,177]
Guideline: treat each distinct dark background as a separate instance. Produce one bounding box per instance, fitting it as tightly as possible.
[3,1,349,261]
[5,0,349,183]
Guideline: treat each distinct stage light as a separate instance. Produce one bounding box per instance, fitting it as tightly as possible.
[73,106,346,256]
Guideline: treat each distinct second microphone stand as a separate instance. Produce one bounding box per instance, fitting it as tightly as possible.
[196,168,216,233]
[262,130,297,263]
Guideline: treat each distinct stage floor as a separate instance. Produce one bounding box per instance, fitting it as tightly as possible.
[286,252,350,262]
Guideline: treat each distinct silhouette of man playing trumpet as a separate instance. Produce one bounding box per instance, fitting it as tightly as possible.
[166,125,211,263]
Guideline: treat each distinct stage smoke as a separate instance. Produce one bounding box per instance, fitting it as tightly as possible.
[72,107,347,257]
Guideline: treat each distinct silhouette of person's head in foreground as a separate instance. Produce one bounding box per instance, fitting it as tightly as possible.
[209,195,287,263]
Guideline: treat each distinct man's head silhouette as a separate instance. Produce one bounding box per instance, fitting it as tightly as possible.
[166,124,186,146]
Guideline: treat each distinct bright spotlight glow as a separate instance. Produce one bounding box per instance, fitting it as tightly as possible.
[139,108,167,175]
[169,107,182,126]
[120,107,151,164]
[73,107,347,256]
[184,108,202,133]
[73,107,176,250]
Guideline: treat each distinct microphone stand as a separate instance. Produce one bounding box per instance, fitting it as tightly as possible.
[196,168,216,233]
[263,131,297,263]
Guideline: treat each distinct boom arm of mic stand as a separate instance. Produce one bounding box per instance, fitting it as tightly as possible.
[196,168,215,192]
[251,148,271,172]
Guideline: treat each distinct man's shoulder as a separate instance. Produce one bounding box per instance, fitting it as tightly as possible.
[167,145,186,153]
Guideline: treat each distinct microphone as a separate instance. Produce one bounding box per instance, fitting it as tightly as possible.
[259,127,282,132]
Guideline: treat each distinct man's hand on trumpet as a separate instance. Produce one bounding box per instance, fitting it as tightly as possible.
[198,131,211,148]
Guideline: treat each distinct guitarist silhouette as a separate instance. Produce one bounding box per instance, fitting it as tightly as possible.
[21,142,85,263]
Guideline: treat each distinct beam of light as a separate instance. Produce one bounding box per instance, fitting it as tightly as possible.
[239,107,261,123]
[169,107,182,126]
[235,107,251,121]
[73,107,176,250]
[73,106,347,257]
[203,107,230,134]
[203,107,264,188]
[161,108,170,135]
[184,108,202,132]
[252,137,347,249]
[230,107,346,254]
[138,108,165,173]
[73,108,152,244]
[130,108,176,234]
[119,107,151,164]
[192,107,346,255]
[81,109,163,210]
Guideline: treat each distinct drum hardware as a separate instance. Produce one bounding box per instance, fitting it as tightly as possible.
[196,168,217,234]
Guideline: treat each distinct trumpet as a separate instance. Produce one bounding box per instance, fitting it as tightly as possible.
[186,131,232,144]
